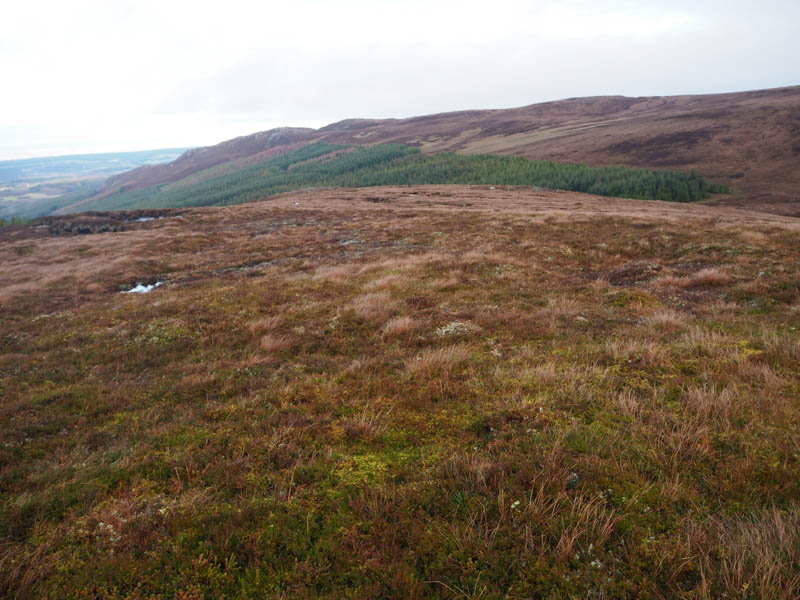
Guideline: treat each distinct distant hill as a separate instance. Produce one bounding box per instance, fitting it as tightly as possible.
[67,86,800,215]
[65,142,730,213]
[0,148,191,184]
[0,148,190,219]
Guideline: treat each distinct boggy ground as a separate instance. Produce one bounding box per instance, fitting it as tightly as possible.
[1,186,799,599]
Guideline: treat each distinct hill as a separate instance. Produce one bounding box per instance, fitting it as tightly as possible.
[0,148,191,184]
[64,142,730,213]
[2,186,799,597]
[75,86,800,215]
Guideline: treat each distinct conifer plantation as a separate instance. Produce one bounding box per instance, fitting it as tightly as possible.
[80,143,729,212]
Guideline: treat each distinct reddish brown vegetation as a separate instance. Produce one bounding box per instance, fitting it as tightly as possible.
[78,86,800,216]
[1,185,799,598]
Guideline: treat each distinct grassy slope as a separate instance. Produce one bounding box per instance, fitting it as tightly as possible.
[70,143,729,213]
[1,187,798,598]
[69,88,800,216]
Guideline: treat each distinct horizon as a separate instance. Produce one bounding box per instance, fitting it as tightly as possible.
[0,145,194,163]
[2,0,798,160]
[2,82,798,162]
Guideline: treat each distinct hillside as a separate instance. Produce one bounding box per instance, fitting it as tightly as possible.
[2,186,799,597]
[76,86,800,215]
[64,143,730,213]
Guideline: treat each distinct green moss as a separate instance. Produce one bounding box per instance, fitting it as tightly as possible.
[2,200,798,598]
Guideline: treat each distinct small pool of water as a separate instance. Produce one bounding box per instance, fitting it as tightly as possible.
[122,281,163,294]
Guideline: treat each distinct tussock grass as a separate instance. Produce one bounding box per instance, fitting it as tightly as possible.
[651,274,687,289]
[652,267,733,290]
[406,343,471,375]
[343,404,393,441]
[426,275,462,290]
[313,264,361,282]
[671,508,800,599]
[682,384,736,427]
[643,308,689,332]
[687,266,733,287]
[1,186,798,598]
[381,316,419,337]
[364,273,412,290]
[349,291,397,321]
[259,333,294,353]
[247,315,284,334]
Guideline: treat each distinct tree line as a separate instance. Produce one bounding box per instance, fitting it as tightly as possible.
[84,143,731,211]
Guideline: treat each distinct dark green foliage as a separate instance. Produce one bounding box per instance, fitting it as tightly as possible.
[0,180,105,220]
[0,216,30,227]
[78,143,730,212]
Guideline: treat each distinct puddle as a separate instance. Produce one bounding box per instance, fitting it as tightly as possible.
[122,281,163,294]
[123,215,173,222]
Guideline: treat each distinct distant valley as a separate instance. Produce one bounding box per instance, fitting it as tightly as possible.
[0,148,189,219]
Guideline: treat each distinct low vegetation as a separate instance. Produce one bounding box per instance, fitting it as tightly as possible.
[75,143,730,212]
[0,216,31,227]
[0,181,105,220]
[1,187,797,598]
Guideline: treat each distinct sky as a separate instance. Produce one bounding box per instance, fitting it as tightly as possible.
[1,0,798,160]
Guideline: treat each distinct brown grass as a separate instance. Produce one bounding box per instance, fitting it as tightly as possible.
[2,185,799,598]
[313,264,361,282]
[348,291,396,321]
[343,404,394,441]
[426,275,461,290]
[761,331,800,364]
[682,385,736,427]
[738,230,769,244]
[737,360,782,387]
[687,508,800,599]
[553,495,618,562]
[259,333,294,353]
[441,452,505,493]
[605,338,670,367]
[680,327,734,360]
[652,267,733,290]
[247,315,284,334]
[406,344,471,375]
[687,267,733,287]
[614,389,644,420]
[381,316,419,337]
[546,296,581,318]
[364,273,411,290]
[588,275,610,290]
[643,309,689,331]
[651,274,687,289]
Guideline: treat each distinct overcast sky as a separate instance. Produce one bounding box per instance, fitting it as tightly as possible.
[1,0,798,159]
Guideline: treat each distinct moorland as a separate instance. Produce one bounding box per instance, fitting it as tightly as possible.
[2,186,799,598]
